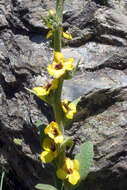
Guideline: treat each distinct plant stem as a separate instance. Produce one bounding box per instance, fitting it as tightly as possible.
[54,0,64,52]
[52,78,64,132]
[64,181,72,190]
[56,0,64,21]
[0,171,5,190]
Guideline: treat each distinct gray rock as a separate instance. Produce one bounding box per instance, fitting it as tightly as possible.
[1,0,127,190]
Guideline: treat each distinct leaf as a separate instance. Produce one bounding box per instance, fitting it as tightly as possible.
[72,96,81,107]
[37,120,47,145]
[72,59,80,76]
[75,142,94,181]
[35,184,57,190]
[25,87,36,95]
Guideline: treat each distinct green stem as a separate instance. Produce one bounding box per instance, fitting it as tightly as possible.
[0,171,5,190]
[54,27,62,52]
[64,181,72,190]
[54,0,64,52]
[52,78,64,131]
[56,0,64,21]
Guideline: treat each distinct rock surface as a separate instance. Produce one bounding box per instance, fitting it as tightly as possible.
[1,0,127,190]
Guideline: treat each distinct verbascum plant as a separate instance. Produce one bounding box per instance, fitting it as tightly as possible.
[26,0,94,189]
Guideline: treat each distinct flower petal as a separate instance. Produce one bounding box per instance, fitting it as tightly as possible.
[64,58,74,71]
[51,79,59,89]
[47,64,54,76]
[44,125,54,139]
[46,30,53,39]
[66,111,74,119]
[41,151,54,163]
[42,137,52,151]
[68,170,80,185]
[65,158,74,170]
[63,31,72,40]
[47,62,65,79]
[69,103,76,113]
[55,135,64,144]
[54,52,64,63]
[74,159,79,170]
[33,87,47,96]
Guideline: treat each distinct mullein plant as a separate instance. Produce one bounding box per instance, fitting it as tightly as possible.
[26,0,94,190]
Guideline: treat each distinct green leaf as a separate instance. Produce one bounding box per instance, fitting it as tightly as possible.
[72,59,80,76]
[37,120,47,145]
[75,142,94,181]
[72,96,81,107]
[35,184,57,190]
[25,87,36,95]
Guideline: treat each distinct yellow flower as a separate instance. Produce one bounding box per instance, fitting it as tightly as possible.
[62,99,76,119]
[47,52,74,78]
[63,31,72,40]
[32,79,58,99]
[57,158,80,185]
[46,30,72,40]
[41,137,58,163]
[44,121,64,144]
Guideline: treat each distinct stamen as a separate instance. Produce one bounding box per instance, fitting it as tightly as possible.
[53,128,59,136]
[45,83,52,91]
[63,102,71,111]
[67,168,73,174]
[55,63,63,70]
[51,144,56,152]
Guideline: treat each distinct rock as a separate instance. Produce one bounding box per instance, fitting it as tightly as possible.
[1,0,127,190]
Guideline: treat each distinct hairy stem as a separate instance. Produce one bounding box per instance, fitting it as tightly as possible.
[54,0,64,52]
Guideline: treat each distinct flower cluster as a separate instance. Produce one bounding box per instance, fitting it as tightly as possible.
[45,9,73,40]
[27,9,80,186]
[41,121,80,185]
[37,48,79,186]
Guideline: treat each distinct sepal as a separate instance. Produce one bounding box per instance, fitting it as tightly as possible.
[41,15,52,29]
[37,120,47,145]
